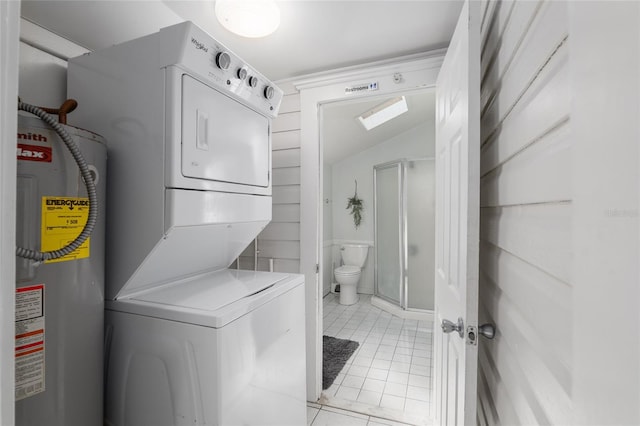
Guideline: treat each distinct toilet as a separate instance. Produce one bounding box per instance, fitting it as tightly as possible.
[334,244,369,305]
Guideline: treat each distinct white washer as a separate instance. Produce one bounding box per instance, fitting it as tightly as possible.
[67,22,304,426]
[104,270,306,426]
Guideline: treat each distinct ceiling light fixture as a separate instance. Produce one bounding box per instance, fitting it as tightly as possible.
[357,96,409,131]
[215,0,281,38]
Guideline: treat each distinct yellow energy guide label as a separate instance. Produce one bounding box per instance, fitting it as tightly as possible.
[41,197,90,263]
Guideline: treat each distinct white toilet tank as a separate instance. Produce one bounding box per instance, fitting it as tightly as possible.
[341,244,369,267]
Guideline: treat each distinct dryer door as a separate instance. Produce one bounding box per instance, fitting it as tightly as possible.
[181,75,270,187]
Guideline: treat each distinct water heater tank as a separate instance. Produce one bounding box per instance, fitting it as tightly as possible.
[15,113,106,426]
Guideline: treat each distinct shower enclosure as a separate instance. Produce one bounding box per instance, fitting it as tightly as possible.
[373,158,435,312]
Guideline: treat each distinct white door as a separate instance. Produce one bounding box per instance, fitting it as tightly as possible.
[0,1,20,424]
[433,1,480,425]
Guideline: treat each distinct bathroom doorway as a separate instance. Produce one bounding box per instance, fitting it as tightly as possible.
[318,88,436,424]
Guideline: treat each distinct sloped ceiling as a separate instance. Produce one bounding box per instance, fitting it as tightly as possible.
[323,90,435,165]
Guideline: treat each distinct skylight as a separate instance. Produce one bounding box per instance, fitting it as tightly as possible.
[357,96,408,131]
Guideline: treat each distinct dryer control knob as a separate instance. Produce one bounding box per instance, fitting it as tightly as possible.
[264,86,275,100]
[248,76,258,88]
[237,68,248,80]
[216,52,231,70]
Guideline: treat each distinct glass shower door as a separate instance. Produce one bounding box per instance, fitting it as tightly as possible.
[406,159,435,310]
[374,159,435,312]
[374,162,402,304]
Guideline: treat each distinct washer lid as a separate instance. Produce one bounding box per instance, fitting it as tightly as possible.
[130,269,288,311]
[335,265,360,275]
[106,269,304,328]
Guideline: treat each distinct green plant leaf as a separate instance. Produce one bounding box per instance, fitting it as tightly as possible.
[346,193,363,229]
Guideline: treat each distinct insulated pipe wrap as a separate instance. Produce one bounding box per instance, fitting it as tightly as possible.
[16,101,98,261]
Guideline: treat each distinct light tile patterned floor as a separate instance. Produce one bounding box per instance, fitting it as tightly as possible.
[321,294,433,425]
[307,403,416,426]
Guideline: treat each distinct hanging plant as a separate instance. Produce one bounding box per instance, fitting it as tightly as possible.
[346,180,363,229]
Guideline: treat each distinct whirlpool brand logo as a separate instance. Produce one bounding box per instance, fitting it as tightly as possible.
[191,37,208,52]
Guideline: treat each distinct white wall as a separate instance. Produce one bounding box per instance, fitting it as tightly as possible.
[477,1,572,423]
[570,2,639,423]
[19,43,66,106]
[328,121,434,295]
[18,20,89,106]
[477,1,640,425]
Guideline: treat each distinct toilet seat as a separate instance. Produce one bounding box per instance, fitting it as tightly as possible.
[335,265,360,275]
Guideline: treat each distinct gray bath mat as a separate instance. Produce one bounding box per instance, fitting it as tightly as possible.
[322,335,359,390]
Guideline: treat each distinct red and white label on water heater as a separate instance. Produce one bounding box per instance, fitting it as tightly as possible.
[16,127,55,162]
[15,284,45,401]
[17,143,52,162]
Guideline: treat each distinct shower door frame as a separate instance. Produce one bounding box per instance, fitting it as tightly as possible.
[373,160,407,308]
[375,157,435,311]
[374,158,434,311]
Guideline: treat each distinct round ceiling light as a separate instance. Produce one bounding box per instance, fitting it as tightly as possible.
[215,0,280,38]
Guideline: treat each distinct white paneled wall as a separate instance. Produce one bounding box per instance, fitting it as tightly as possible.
[477,1,572,424]
[239,81,301,273]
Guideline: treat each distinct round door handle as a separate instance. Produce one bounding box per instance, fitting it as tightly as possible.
[441,317,464,338]
[478,323,496,340]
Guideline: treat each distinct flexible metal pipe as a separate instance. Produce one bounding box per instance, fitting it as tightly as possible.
[16,101,98,261]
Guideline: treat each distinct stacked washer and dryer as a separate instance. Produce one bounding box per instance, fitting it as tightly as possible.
[67,22,306,426]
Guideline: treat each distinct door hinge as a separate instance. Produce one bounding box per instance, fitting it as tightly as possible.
[316,263,319,273]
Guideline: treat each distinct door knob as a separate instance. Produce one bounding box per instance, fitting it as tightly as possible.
[478,323,496,339]
[441,317,464,338]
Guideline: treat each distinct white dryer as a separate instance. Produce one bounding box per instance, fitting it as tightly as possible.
[67,22,306,425]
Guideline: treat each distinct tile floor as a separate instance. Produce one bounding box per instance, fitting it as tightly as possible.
[320,293,433,426]
[307,403,418,426]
